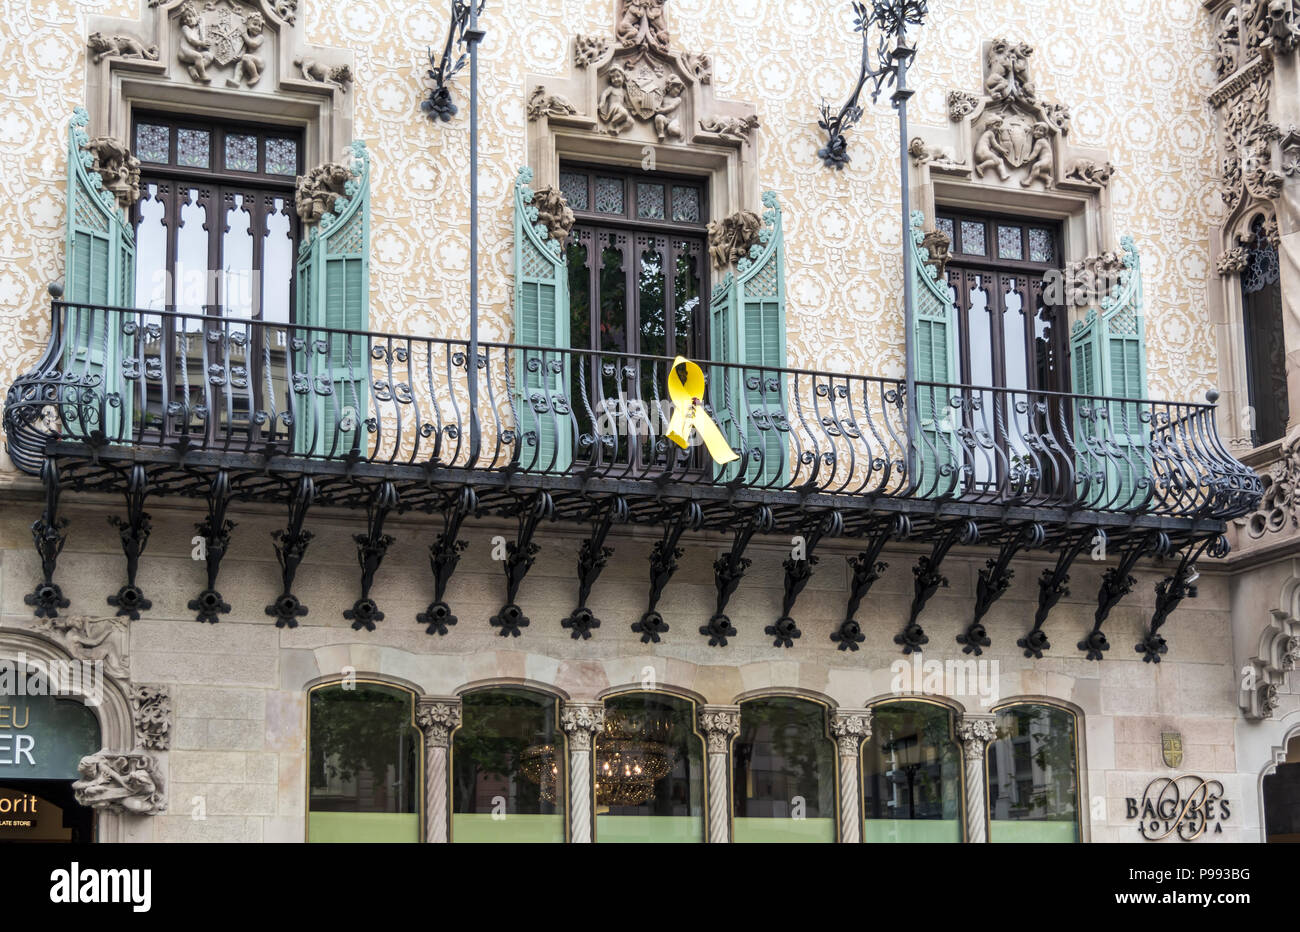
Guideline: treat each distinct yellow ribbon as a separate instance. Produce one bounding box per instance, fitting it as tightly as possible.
[665,356,740,465]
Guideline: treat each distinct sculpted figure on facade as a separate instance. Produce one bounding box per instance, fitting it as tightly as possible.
[598,66,636,135]
[654,75,685,141]
[707,209,763,270]
[176,1,213,83]
[1021,122,1055,188]
[73,751,167,815]
[1064,251,1127,306]
[36,615,129,681]
[294,57,353,91]
[1263,0,1300,53]
[88,32,160,65]
[617,0,670,54]
[985,39,1036,103]
[700,113,760,143]
[86,136,142,209]
[528,85,580,121]
[531,185,576,246]
[235,12,266,87]
[1066,158,1115,186]
[909,137,968,171]
[295,161,352,224]
[974,117,1012,180]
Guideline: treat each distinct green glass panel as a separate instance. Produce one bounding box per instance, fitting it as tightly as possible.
[864,818,962,843]
[596,815,703,843]
[733,817,836,843]
[308,812,419,843]
[990,819,1079,843]
[452,812,565,843]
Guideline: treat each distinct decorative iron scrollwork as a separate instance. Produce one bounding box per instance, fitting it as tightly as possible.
[344,482,399,631]
[491,491,554,637]
[896,519,979,654]
[633,502,703,644]
[266,476,315,628]
[418,487,478,636]
[188,470,234,623]
[1018,529,1093,658]
[25,458,69,618]
[562,496,628,640]
[768,510,843,648]
[423,0,485,123]
[703,506,775,647]
[835,515,907,650]
[1137,535,1228,663]
[106,465,152,620]
[958,523,1044,655]
[1078,532,1170,660]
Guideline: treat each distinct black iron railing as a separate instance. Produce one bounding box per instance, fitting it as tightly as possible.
[3,301,1260,522]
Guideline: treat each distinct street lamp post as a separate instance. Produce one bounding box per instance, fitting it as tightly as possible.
[818,0,932,490]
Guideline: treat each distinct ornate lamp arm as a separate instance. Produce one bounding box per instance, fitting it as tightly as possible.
[423,0,486,123]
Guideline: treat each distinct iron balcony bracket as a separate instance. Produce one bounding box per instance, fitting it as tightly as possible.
[835,514,910,651]
[1077,531,1171,660]
[562,496,629,641]
[1018,529,1095,658]
[344,482,400,632]
[1137,534,1228,663]
[418,487,478,636]
[768,510,845,648]
[702,506,775,647]
[189,470,235,623]
[490,491,555,637]
[106,464,152,620]
[25,457,70,618]
[266,476,316,628]
[633,502,704,644]
[958,523,1046,656]
[895,519,980,654]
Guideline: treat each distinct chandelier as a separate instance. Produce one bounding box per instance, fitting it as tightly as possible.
[521,712,677,807]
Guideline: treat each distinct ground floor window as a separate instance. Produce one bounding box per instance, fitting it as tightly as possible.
[862,701,962,842]
[308,682,420,843]
[732,696,836,842]
[987,703,1080,843]
[596,692,704,843]
[453,688,565,842]
[1264,734,1300,843]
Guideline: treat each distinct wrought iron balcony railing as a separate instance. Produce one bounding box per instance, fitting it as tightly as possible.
[4,300,1260,527]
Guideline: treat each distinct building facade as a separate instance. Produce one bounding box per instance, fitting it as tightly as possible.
[0,0,1296,843]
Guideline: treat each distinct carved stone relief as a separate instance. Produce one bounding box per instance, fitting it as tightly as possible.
[130,684,172,751]
[616,0,671,54]
[706,209,763,270]
[908,137,967,173]
[86,136,142,210]
[1063,251,1127,306]
[528,86,580,122]
[88,33,160,66]
[294,57,353,92]
[530,186,576,247]
[34,615,129,681]
[175,0,266,88]
[700,114,760,143]
[73,750,167,815]
[1066,159,1116,186]
[294,161,352,224]
[920,230,952,277]
[1239,609,1300,719]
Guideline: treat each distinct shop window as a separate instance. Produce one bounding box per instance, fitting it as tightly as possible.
[308,682,421,843]
[862,701,962,842]
[1264,735,1300,843]
[1240,215,1288,446]
[733,697,836,843]
[452,688,565,843]
[987,703,1081,843]
[596,692,704,843]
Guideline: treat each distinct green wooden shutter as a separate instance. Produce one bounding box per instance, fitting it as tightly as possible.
[63,107,135,442]
[711,191,787,485]
[512,167,571,472]
[295,141,370,457]
[910,211,960,498]
[1070,235,1149,510]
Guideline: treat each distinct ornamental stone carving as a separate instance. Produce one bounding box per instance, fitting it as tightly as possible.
[985,39,1037,103]
[87,32,159,65]
[73,750,167,815]
[530,185,576,247]
[947,90,980,121]
[1239,610,1300,719]
[85,136,142,209]
[697,707,740,753]
[700,114,760,143]
[1220,71,1282,212]
[575,34,613,68]
[1218,245,1251,275]
[1064,251,1127,306]
[1066,159,1116,186]
[617,0,670,54]
[599,63,685,141]
[908,137,967,172]
[706,209,763,270]
[1240,431,1300,537]
[294,57,353,92]
[528,86,580,121]
[35,615,129,681]
[176,0,267,89]
[956,716,998,759]
[829,710,872,757]
[921,230,952,277]
[1216,7,1241,81]
[561,703,606,751]
[295,160,352,224]
[130,685,172,751]
[680,51,712,84]
[415,699,461,748]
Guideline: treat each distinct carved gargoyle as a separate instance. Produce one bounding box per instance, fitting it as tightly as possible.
[86,136,142,209]
[295,161,353,224]
[87,32,160,66]
[706,209,763,271]
[531,186,575,247]
[72,750,167,815]
[294,57,354,92]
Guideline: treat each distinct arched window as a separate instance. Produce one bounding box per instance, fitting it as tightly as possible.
[1264,734,1300,843]
[987,702,1081,843]
[733,697,836,843]
[452,687,565,843]
[596,692,704,843]
[1240,215,1288,446]
[308,682,421,843]
[862,700,962,842]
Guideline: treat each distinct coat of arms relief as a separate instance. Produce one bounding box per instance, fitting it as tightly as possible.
[175,0,267,88]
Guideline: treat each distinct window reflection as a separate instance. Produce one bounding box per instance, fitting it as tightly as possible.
[987,703,1080,843]
[862,701,962,843]
[733,697,836,842]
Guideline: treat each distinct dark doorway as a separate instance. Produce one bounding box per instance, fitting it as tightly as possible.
[0,779,94,843]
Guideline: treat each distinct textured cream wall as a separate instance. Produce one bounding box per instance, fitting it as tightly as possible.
[0,0,1221,461]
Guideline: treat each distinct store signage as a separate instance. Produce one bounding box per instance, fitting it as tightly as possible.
[1125,775,1231,840]
[0,694,101,781]
[0,791,39,829]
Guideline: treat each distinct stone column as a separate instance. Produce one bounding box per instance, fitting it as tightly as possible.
[956,713,997,844]
[416,697,461,844]
[698,705,741,843]
[830,709,872,844]
[561,701,605,843]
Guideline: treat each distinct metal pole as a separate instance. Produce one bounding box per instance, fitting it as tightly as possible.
[466,5,485,461]
[893,28,918,490]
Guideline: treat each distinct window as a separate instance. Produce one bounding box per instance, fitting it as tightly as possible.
[452,688,565,842]
[308,683,421,843]
[1240,215,1288,446]
[937,211,1065,393]
[129,113,302,435]
[862,701,962,842]
[987,703,1080,843]
[1264,734,1300,843]
[596,693,705,843]
[733,697,836,842]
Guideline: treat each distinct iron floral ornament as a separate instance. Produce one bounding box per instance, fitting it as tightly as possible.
[424,0,486,122]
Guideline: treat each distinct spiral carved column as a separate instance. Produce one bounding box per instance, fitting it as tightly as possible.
[561,702,605,843]
[830,710,871,844]
[698,705,741,843]
[416,697,461,844]
[956,714,997,844]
